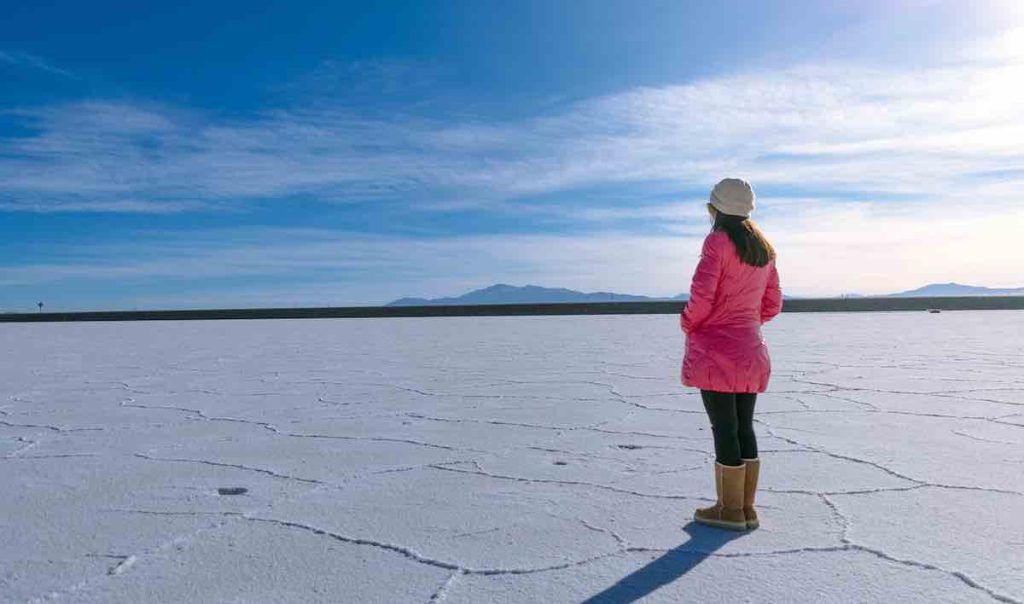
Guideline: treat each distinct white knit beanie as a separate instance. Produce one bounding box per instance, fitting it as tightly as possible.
[709,178,755,217]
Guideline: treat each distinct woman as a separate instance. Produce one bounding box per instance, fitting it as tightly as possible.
[681,177,782,531]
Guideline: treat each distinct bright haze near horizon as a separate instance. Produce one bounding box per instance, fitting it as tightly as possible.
[2,1,1023,311]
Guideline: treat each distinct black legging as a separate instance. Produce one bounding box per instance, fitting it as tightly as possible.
[700,390,758,467]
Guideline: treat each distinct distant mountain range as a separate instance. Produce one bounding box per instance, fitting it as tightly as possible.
[887,283,1024,297]
[387,282,1024,306]
[388,284,685,306]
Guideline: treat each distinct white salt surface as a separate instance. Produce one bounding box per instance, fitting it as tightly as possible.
[1,311,1022,603]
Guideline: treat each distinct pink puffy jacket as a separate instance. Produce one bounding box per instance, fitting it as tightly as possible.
[681,230,782,393]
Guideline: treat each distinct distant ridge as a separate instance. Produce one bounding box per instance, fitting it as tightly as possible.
[888,282,1024,297]
[387,283,687,306]
[388,282,1024,306]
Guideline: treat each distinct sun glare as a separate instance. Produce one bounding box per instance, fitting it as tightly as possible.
[990,27,1024,60]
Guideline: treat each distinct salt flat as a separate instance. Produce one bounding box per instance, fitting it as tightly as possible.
[2,311,1023,603]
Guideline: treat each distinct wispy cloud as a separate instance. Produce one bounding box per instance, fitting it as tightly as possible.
[2,31,1023,215]
[5,189,1023,306]
[3,28,1024,304]
[0,50,77,79]
[0,227,699,304]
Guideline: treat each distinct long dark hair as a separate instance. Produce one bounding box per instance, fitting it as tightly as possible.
[711,206,776,267]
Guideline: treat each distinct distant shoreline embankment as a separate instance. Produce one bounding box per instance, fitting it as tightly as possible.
[3,296,1024,323]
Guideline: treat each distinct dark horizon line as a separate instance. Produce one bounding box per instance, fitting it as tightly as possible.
[3,296,1024,324]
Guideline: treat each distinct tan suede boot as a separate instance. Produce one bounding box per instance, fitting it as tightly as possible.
[741,458,760,530]
[694,462,748,531]
[693,462,723,519]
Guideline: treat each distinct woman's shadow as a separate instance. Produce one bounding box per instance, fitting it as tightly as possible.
[581,521,745,603]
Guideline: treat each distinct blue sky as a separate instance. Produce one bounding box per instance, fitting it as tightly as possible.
[2,1,1023,310]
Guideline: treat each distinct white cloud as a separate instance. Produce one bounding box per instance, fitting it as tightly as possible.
[3,26,1024,301]
[5,190,1023,307]
[0,50,77,79]
[0,228,701,305]
[762,198,1024,296]
[3,36,1024,212]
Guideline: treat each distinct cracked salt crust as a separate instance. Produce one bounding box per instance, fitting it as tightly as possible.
[1,311,1022,602]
